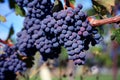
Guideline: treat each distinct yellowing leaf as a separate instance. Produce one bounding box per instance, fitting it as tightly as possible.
[97,0,114,13]
[0,15,6,22]
[92,0,115,15]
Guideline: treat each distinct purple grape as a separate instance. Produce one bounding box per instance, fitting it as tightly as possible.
[75,20,82,26]
[57,19,64,26]
[68,26,74,31]
[45,48,51,53]
[94,34,100,39]
[79,52,86,58]
[83,31,89,37]
[80,27,85,32]
[60,11,67,18]
[74,59,84,65]
[82,22,87,27]
[65,16,71,22]
[53,42,59,48]
[64,41,73,47]
[86,25,92,31]
[77,4,83,9]
[74,7,80,13]
[68,50,75,56]
[74,15,80,20]
[72,43,78,49]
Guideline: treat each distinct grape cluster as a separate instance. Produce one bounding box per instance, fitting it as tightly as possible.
[0,45,27,80]
[39,4,102,65]
[16,0,102,64]
[16,0,53,57]
[16,0,102,65]
[16,0,62,60]
[0,0,102,79]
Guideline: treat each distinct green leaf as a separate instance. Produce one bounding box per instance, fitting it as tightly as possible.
[52,0,64,12]
[92,0,115,16]
[6,25,14,40]
[90,46,102,53]
[112,28,120,44]
[15,4,25,16]
[64,0,75,8]
[59,46,68,61]
[97,26,104,35]
[111,35,116,41]
[69,0,75,5]
[0,15,6,22]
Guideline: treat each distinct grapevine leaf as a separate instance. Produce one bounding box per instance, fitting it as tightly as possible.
[0,15,6,22]
[112,28,120,44]
[59,46,68,67]
[87,8,96,16]
[15,4,25,16]
[52,0,64,13]
[69,0,75,5]
[64,0,75,9]
[97,26,104,35]
[60,46,68,61]
[9,0,15,9]
[92,0,115,15]
[30,74,40,80]
[6,25,14,41]
[90,46,102,55]
[111,35,116,41]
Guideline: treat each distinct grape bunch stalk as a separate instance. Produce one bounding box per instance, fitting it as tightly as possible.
[0,0,102,80]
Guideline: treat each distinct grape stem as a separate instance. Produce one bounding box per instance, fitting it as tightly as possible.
[0,39,13,46]
[88,16,120,27]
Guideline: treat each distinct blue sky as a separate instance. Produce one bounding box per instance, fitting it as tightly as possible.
[0,0,92,40]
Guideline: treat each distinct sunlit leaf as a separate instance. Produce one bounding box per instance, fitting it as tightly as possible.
[64,0,75,9]
[15,4,25,16]
[112,28,120,44]
[69,0,75,5]
[96,26,104,35]
[0,15,6,22]
[92,0,115,16]
[59,46,68,61]
[90,46,102,53]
